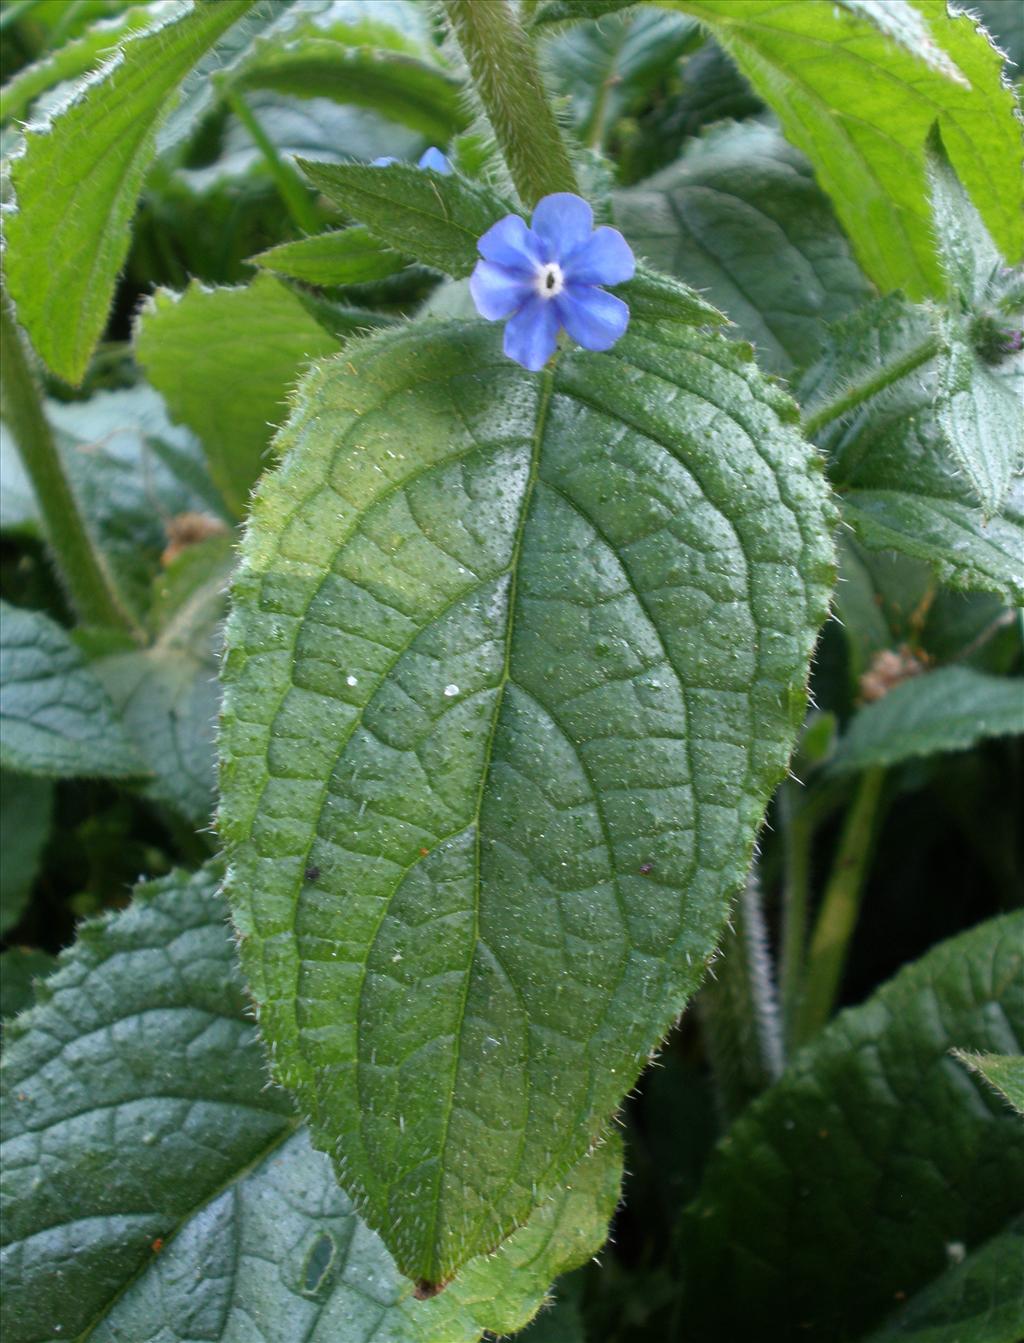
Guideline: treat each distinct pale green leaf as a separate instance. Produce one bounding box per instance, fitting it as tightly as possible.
[251,225,409,286]
[4,0,258,383]
[677,913,1024,1339]
[861,1222,1024,1343]
[925,126,1003,307]
[0,865,622,1342]
[660,0,1024,297]
[833,667,1024,772]
[0,601,144,780]
[135,275,341,517]
[953,1050,1024,1117]
[614,121,871,373]
[970,0,1024,72]
[219,319,835,1287]
[834,1,969,84]
[0,772,53,936]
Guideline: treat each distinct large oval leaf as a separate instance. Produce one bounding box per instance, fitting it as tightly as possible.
[219,319,835,1288]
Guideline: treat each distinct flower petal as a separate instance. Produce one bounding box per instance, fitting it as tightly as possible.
[563,226,636,286]
[370,156,399,167]
[530,193,594,260]
[557,284,630,352]
[418,146,453,175]
[503,296,560,372]
[477,214,541,271]
[470,260,531,321]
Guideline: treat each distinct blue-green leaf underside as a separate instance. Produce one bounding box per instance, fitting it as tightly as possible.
[219,319,835,1287]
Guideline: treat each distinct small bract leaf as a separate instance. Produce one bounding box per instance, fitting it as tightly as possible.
[251,225,410,286]
[219,319,835,1286]
[953,1050,1024,1117]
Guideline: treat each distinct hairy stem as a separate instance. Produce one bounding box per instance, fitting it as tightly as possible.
[778,784,814,1051]
[0,296,142,638]
[224,88,320,234]
[699,874,784,1121]
[443,0,579,205]
[794,767,887,1045]
[801,333,944,438]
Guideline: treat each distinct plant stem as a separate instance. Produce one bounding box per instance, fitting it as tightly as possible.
[778,784,814,1050]
[801,333,943,438]
[699,874,784,1121]
[794,766,887,1045]
[0,295,142,639]
[442,0,579,206]
[224,87,320,235]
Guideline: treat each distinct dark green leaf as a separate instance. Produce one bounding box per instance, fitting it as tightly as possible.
[0,602,144,780]
[833,667,1024,772]
[135,274,342,517]
[544,8,699,147]
[94,534,234,826]
[0,772,52,936]
[531,0,638,26]
[953,1051,1024,1117]
[232,39,467,143]
[660,0,1024,297]
[219,319,835,1286]
[252,226,409,286]
[4,0,258,382]
[614,121,871,373]
[677,913,1024,1340]
[0,864,622,1342]
[0,948,56,1028]
[861,1222,1024,1343]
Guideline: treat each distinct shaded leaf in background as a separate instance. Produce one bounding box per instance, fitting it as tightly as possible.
[833,667,1024,773]
[0,772,53,936]
[219,318,834,1286]
[614,121,871,374]
[136,274,341,517]
[802,295,1024,604]
[543,8,699,149]
[660,0,1024,297]
[4,0,257,382]
[677,913,1024,1340]
[94,534,233,826]
[953,1050,1024,1117]
[0,864,622,1343]
[0,601,144,781]
[862,1220,1024,1343]
[0,948,56,1028]
[970,0,1024,73]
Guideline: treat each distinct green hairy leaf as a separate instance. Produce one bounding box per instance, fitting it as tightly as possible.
[660,0,1024,297]
[136,275,342,518]
[678,913,1024,1339]
[953,1050,1024,1117]
[0,864,622,1342]
[4,0,258,383]
[219,319,835,1287]
[0,601,144,780]
[937,329,1024,517]
[614,121,871,373]
[833,667,1024,772]
[252,226,410,287]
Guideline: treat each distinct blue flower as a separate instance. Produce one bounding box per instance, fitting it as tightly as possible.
[469,193,635,372]
[370,147,453,174]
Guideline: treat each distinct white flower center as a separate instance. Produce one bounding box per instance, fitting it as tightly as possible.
[535,262,565,299]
